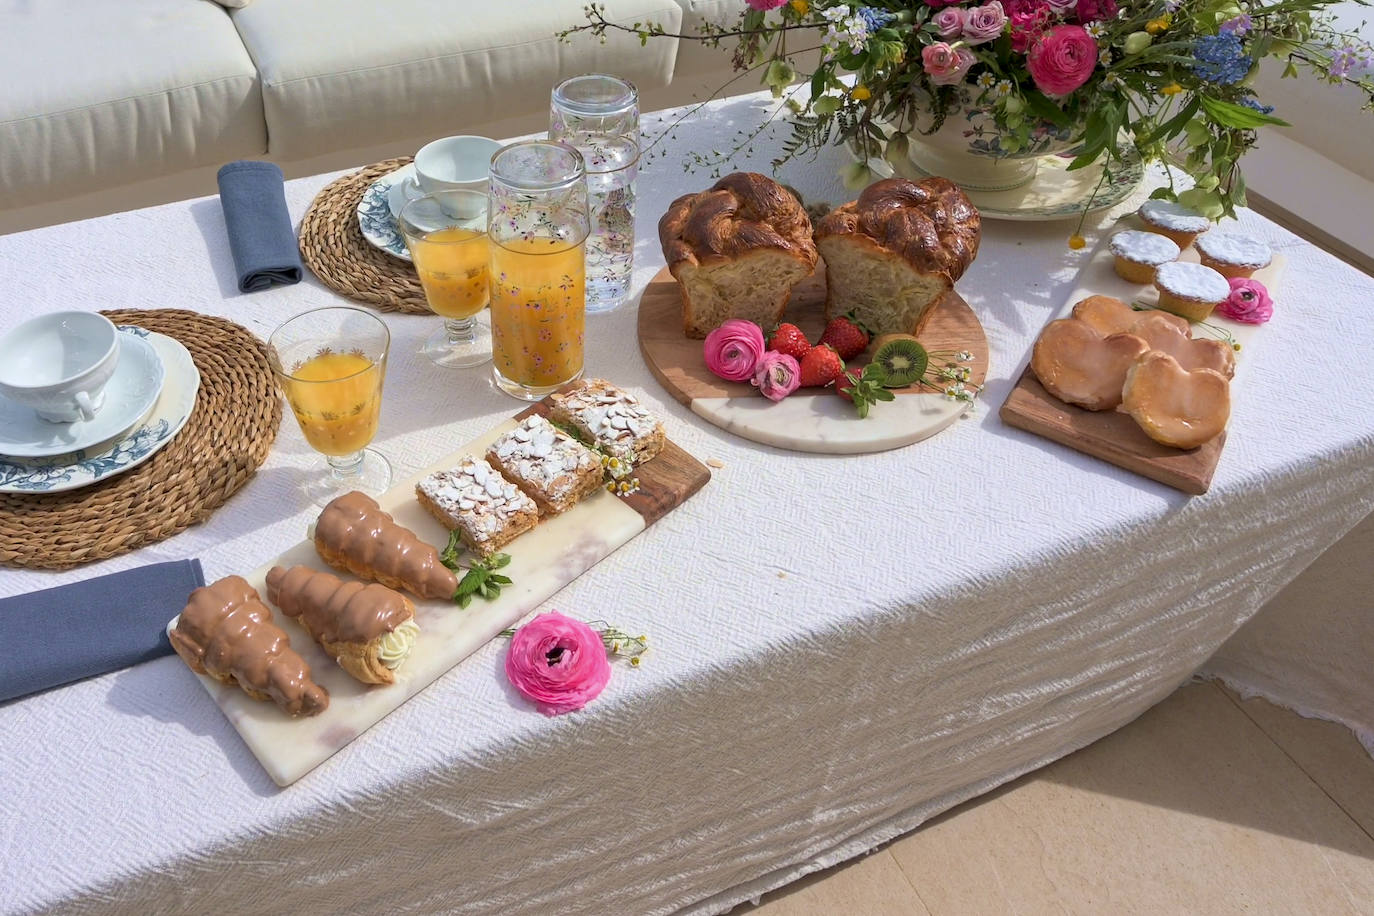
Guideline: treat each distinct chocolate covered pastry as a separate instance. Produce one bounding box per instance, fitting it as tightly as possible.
[314,491,458,600]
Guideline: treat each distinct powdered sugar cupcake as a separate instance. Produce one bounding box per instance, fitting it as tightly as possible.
[1108,230,1180,283]
[1138,200,1212,248]
[1154,261,1231,322]
[1195,232,1272,279]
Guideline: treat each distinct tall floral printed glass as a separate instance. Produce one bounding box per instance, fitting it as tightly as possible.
[549,74,638,312]
[487,140,590,401]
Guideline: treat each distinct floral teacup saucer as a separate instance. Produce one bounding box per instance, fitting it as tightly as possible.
[356,164,414,261]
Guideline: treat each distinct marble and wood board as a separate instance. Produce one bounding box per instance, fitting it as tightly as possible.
[170,390,710,787]
[1000,218,1285,495]
[638,264,989,454]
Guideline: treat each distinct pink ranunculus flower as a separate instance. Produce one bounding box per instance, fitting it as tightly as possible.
[1005,0,1052,51]
[1027,24,1098,96]
[751,351,801,401]
[1045,0,1078,15]
[746,0,789,10]
[932,7,966,39]
[1074,0,1117,21]
[1217,277,1273,324]
[962,2,1008,45]
[703,319,766,382]
[925,0,966,8]
[504,612,612,716]
[923,42,978,85]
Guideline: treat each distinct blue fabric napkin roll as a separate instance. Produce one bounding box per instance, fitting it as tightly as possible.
[0,559,205,703]
[217,161,303,293]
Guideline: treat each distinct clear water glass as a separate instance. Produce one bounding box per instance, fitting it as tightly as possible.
[550,74,639,312]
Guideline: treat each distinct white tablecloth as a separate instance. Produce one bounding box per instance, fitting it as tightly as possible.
[2,91,1372,915]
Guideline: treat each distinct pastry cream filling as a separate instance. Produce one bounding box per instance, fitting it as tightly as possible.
[378,619,420,669]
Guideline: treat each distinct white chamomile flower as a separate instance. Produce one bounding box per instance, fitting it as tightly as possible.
[977,72,996,89]
[1086,21,1107,39]
[995,79,1013,98]
[1099,49,1112,66]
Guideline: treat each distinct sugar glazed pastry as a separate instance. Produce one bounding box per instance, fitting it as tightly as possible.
[1108,230,1180,283]
[170,575,329,717]
[1194,232,1272,279]
[314,491,459,600]
[1126,312,1236,379]
[1153,261,1231,322]
[659,172,818,338]
[549,378,665,465]
[265,565,419,686]
[1122,351,1231,449]
[486,414,603,516]
[1070,295,1142,336]
[814,177,981,336]
[1030,318,1150,410]
[1137,200,1211,248]
[416,456,539,558]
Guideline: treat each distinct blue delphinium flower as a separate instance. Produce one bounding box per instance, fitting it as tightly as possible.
[857,6,894,30]
[1240,97,1275,114]
[1193,32,1252,85]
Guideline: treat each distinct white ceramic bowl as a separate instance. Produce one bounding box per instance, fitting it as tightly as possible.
[0,311,120,422]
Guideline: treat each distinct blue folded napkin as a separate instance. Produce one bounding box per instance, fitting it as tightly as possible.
[217,161,303,293]
[0,559,205,702]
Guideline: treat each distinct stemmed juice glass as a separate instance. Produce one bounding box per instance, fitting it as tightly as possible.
[268,306,392,505]
[398,189,492,369]
[487,140,590,401]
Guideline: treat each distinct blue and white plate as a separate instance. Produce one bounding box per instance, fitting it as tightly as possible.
[0,328,201,493]
[357,164,414,261]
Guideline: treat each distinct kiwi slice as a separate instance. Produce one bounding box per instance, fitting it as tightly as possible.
[871,335,928,388]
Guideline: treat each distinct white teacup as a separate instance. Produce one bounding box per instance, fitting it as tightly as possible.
[0,311,120,423]
[400,135,502,217]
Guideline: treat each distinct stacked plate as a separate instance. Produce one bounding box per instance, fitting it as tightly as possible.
[0,326,201,494]
[356,163,419,261]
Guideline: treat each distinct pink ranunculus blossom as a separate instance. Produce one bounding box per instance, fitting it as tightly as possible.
[925,0,967,8]
[932,7,966,39]
[751,351,801,401]
[1005,0,1052,51]
[746,0,789,10]
[923,42,978,85]
[1027,24,1099,95]
[703,319,766,382]
[504,612,613,716]
[962,2,1008,45]
[1045,0,1078,15]
[1074,0,1117,21]
[1217,277,1273,323]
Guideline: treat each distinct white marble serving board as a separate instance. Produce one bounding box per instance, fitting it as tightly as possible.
[170,416,648,787]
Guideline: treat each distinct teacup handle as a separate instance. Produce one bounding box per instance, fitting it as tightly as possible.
[400,175,425,203]
[73,391,96,422]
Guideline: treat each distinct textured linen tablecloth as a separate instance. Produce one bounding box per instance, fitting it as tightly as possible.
[1,91,1372,916]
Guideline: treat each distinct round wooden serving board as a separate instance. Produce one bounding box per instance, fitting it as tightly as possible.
[637,265,989,454]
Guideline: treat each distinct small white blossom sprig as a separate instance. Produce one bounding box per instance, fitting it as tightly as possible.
[546,417,643,498]
[923,350,982,405]
[499,620,650,666]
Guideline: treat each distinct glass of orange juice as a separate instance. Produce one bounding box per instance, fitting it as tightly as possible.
[268,306,392,504]
[398,189,492,369]
[487,140,590,400]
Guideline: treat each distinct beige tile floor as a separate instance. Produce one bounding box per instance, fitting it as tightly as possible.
[741,681,1374,915]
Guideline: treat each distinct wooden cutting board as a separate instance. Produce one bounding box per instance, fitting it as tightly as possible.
[170,388,709,786]
[1000,220,1285,495]
[638,264,989,454]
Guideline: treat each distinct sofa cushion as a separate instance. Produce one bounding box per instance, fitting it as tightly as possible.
[231,0,685,160]
[0,0,265,209]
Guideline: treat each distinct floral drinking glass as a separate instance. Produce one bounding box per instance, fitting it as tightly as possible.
[550,74,639,312]
[398,189,492,369]
[268,306,392,505]
[487,140,590,401]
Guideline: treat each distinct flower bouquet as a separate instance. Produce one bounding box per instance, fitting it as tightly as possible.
[565,0,1373,218]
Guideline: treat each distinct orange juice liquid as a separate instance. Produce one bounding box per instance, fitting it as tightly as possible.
[409,227,490,319]
[283,351,384,456]
[490,236,586,388]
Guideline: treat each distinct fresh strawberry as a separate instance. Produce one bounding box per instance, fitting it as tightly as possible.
[798,344,845,388]
[818,313,870,360]
[837,363,896,418]
[768,322,812,361]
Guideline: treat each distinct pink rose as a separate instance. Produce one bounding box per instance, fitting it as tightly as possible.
[1005,0,1052,51]
[932,7,965,39]
[746,0,788,10]
[1027,24,1098,96]
[504,612,612,716]
[962,2,1008,45]
[1074,0,1117,21]
[922,42,978,85]
[751,351,801,401]
[703,319,766,382]
[1217,277,1273,324]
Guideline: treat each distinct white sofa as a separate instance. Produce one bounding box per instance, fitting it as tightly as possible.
[0,0,744,233]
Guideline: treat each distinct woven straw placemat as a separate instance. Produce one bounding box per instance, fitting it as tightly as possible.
[298,157,430,314]
[0,310,281,570]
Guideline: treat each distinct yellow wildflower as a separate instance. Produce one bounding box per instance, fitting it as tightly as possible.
[1068,234,1086,250]
[790,0,810,14]
[1146,14,1172,34]
[1159,82,1184,95]
[851,85,871,101]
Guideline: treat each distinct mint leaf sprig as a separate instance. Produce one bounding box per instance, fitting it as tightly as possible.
[440,531,514,608]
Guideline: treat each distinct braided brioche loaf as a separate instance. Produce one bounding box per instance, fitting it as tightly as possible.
[659,172,817,338]
[815,177,980,335]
